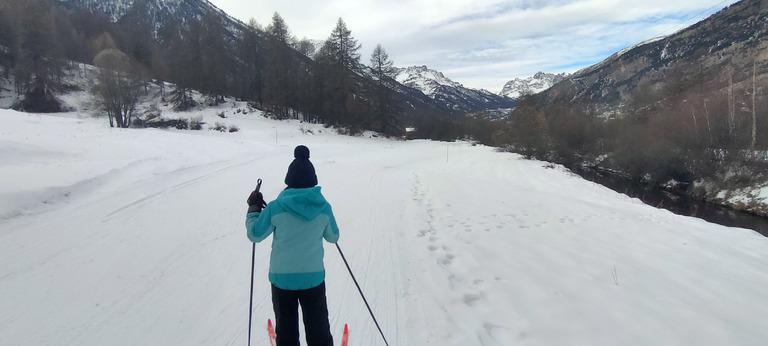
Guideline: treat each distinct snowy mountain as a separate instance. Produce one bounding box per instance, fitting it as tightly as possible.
[500,72,570,99]
[395,65,515,111]
[535,0,768,109]
[62,0,246,35]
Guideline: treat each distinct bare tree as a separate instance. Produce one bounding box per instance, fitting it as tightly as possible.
[92,49,143,128]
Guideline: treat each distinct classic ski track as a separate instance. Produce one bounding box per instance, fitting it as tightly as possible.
[104,157,263,219]
[0,147,282,345]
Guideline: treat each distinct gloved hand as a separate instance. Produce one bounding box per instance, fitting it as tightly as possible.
[247,190,267,213]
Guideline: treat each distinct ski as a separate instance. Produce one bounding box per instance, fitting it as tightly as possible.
[341,324,348,346]
[268,319,346,346]
[267,319,277,346]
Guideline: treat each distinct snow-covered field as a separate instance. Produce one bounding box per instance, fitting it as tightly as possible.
[2,105,768,346]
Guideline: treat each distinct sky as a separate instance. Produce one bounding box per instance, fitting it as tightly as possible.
[208,0,741,92]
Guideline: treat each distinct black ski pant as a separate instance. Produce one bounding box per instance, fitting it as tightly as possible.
[272,281,333,346]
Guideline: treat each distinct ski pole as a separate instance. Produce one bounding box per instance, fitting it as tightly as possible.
[248,242,255,346]
[248,179,262,346]
[335,243,390,346]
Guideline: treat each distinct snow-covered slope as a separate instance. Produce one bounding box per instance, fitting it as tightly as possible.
[500,71,570,99]
[395,65,515,111]
[2,103,768,345]
[65,0,245,35]
[395,65,464,95]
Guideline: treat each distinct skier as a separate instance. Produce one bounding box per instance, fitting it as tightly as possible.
[246,145,339,346]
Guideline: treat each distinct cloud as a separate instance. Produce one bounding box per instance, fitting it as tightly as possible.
[210,0,740,92]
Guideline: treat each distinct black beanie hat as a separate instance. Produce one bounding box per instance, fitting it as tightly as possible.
[285,145,318,188]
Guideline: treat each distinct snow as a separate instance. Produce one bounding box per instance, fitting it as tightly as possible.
[2,105,768,346]
[499,72,569,99]
[395,65,463,96]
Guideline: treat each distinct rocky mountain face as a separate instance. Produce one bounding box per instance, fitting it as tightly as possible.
[500,72,570,99]
[533,0,768,113]
[394,65,515,112]
[62,0,246,36]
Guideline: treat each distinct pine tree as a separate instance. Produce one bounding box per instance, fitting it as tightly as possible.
[263,12,296,118]
[368,44,400,135]
[312,18,364,127]
[163,18,197,110]
[266,12,291,44]
[318,18,361,71]
[0,6,16,79]
[118,0,154,68]
[13,0,63,112]
[198,12,233,105]
[369,44,394,83]
[237,19,264,106]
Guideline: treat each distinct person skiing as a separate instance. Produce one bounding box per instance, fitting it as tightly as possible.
[246,145,339,346]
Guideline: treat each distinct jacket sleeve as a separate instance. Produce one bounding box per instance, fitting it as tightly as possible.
[246,204,276,243]
[323,204,339,243]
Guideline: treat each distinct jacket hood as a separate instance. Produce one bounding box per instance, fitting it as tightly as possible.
[273,186,328,220]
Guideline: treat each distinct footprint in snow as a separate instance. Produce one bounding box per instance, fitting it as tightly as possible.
[462,294,482,306]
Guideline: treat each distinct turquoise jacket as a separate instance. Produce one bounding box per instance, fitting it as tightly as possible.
[246,186,339,290]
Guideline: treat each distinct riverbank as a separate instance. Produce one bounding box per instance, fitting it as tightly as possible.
[572,166,768,237]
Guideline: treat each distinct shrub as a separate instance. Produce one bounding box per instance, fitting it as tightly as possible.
[134,118,188,130]
[210,122,227,132]
[190,116,205,130]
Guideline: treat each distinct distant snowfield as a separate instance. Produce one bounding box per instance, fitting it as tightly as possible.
[2,106,768,346]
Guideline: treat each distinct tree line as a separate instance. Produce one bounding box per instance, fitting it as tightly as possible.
[492,58,767,202]
[0,0,412,136]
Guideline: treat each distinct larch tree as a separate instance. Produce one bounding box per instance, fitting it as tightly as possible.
[368,44,400,136]
[369,44,395,83]
[318,18,361,71]
[264,12,296,118]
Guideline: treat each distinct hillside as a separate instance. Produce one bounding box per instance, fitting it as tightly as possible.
[536,0,768,110]
[1,0,477,139]
[59,0,507,118]
[496,0,768,217]
[63,0,246,35]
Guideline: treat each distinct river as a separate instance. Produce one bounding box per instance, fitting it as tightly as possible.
[572,167,768,237]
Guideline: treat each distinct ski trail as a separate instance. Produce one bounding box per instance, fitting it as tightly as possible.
[319,142,445,346]
[5,109,768,345]
[0,144,281,345]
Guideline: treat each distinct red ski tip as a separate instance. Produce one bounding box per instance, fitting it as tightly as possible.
[267,319,277,346]
[341,324,349,346]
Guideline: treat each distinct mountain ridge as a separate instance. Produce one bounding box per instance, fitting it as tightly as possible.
[62,0,246,33]
[500,71,570,99]
[534,0,768,111]
[394,65,515,111]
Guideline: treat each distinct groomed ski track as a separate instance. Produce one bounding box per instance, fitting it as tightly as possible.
[1,110,768,345]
